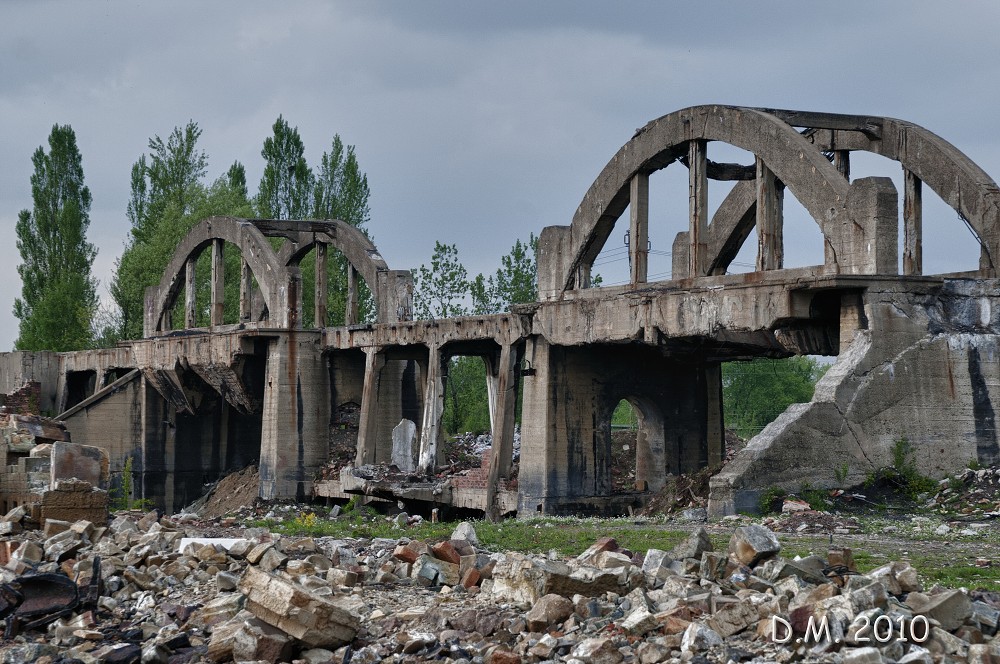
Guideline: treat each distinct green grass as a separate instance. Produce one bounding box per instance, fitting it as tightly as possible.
[249,511,1000,591]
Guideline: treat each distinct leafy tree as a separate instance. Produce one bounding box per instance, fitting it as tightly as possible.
[256,115,313,219]
[14,124,98,351]
[111,121,210,340]
[722,356,829,439]
[300,135,374,327]
[471,234,537,314]
[413,242,469,320]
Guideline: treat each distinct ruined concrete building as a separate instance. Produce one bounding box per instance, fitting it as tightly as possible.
[2,106,999,518]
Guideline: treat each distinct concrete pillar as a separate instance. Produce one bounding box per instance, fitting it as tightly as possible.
[355,348,386,466]
[672,232,690,280]
[629,173,649,284]
[485,343,521,521]
[185,257,197,328]
[211,238,224,326]
[240,260,253,322]
[844,177,898,275]
[755,157,784,271]
[418,344,445,474]
[346,265,359,325]
[259,333,330,501]
[903,169,923,276]
[315,243,327,328]
[140,377,174,511]
[688,139,708,277]
[834,150,850,180]
[517,336,555,515]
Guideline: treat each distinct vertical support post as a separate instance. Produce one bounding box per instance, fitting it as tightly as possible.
[903,169,923,276]
[755,156,784,271]
[315,242,328,328]
[485,343,521,521]
[688,139,708,277]
[418,344,445,474]
[346,265,359,325]
[210,239,224,326]
[576,263,592,290]
[629,173,649,284]
[355,348,385,466]
[834,150,850,181]
[184,257,197,328]
[239,260,252,322]
[704,364,724,469]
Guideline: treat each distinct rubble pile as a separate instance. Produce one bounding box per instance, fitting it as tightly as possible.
[927,467,1000,516]
[0,512,992,663]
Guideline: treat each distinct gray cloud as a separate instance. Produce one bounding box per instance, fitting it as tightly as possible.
[2,1,999,348]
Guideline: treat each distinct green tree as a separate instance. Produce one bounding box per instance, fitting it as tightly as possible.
[14,124,98,351]
[300,135,374,327]
[413,242,469,320]
[471,234,537,314]
[256,115,313,219]
[722,356,829,439]
[111,121,210,340]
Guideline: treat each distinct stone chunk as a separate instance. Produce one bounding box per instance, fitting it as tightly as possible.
[570,637,624,663]
[51,441,109,489]
[525,593,573,632]
[451,521,480,546]
[728,525,781,567]
[842,646,883,664]
[240,565,362,648]
[681,622,723,652]
[391,419,417,472]
[670,527,713,561]
[906,589,972,631]
[232,616,295,662]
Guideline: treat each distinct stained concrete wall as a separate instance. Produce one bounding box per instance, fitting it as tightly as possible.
[709,278,1000,515]
[61,374,143,480]
[0,352,60,414]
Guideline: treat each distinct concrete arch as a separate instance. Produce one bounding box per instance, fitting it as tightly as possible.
[277,219,390,301]
[706,116,1000,274]
[148,216,291,333]
[558,105,851,292]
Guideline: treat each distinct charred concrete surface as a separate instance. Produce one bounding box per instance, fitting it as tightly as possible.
[5,106,1000,518]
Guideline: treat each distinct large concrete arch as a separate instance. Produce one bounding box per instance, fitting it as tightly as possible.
[147,216,292,333]
[554,105,852,293]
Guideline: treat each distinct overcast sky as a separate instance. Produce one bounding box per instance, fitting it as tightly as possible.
[2,1,999,350]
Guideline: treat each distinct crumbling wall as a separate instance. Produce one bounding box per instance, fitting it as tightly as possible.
[709,279,1000,516]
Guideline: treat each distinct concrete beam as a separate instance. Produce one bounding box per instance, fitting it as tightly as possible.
[755,157,783,271]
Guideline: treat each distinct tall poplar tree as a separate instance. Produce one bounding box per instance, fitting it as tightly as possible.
[14,124,98,351]
[111,121,209,340]
[256,115,313,219]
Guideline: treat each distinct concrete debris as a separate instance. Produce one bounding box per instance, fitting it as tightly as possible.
[0,517,993,663]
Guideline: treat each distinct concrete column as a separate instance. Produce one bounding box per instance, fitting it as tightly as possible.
[259,333,330,501]
[845,177,898,275]
[239,260,253,322]
[315,242,327,328]
[355,348,386,466]
[185,257,197,328]
[346,265,359,325]
[140,377,174,511]
[688,139,708,277]
[755,157,784,271]
[672,232,690,280]
[485,343,521,521]
[834,150,850,180]
[418,344,445,474]
[629,173,649,284]
[903,169,923,276]
[517,336,554,514]
[211,239,224,326]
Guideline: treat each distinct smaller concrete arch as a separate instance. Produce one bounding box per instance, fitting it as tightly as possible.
[272,218,412,324]
[144,217,293,335]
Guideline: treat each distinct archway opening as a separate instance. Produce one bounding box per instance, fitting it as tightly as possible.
[609,396,667,493]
